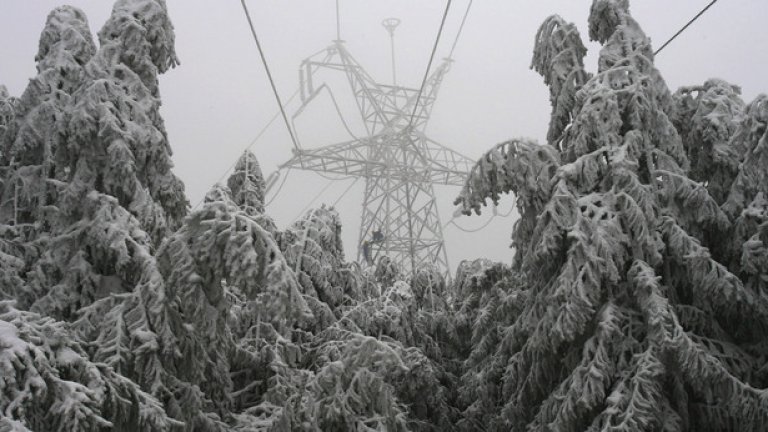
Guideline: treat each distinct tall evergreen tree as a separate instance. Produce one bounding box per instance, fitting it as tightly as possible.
[0,7,96,308]
[26,0,187,316]
[228,151,267,217]
[0,5,95,232]
[455,0,768,429]
[0,301,177,431]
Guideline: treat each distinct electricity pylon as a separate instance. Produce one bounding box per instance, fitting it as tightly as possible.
[281,19,474,276]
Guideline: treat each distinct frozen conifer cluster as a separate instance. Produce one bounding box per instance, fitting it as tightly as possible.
[1,0,767,430]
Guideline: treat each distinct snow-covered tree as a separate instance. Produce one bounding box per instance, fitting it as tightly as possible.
[0,301,177,431]
[531,15,591,146]
[58,0,187,243]
[280,205,367,311]
[673,79,745,205]
[228,151,267,216]
[722,95,768,300]
[451,261,526,429]
[455,0,768,430]
[0,6,95,230]
[0,85,18,161]
[23,0,186,316]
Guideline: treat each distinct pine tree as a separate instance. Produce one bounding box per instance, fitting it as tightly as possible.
[673,79,745,205]
[455,0,768,429]
[0,85,18,161]
[0,6,95,226]
[280,205,365,312]
[228,151,267,217]
[453,261,527,430]
[58,0,187,243]
[25,0,185,317]
[0,301,178,431]
[531,15,591,146]
[722,94,768,305]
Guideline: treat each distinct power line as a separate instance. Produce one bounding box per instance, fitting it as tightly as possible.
[265,168,291,207]
[448,216,495,233]
[408,0,452,126]
[443,204,515,233]
[239,0,300,151]
[332,178,359,207]
[291,180,336,224]
[190,89,300,211]
[448,0,473,59]
[654,0,719,55]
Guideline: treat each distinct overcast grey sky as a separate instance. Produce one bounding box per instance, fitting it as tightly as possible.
[1,1,767,269]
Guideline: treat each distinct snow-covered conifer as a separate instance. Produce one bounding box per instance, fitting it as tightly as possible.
[722,95,768,298]
[280,206,358,310]
[228,151,267,216]
[673,79,745,205]
[59,0,186,243]
[455,0,768,429]
[0,6,94,228]
[0,301,177,431]
[532,15,591,146]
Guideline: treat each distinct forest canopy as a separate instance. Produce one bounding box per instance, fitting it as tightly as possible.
[1,0,766,431]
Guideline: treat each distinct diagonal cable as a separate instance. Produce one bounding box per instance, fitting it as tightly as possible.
[408,0,453,127]
[239,0,300,151]
[655,0,719,55]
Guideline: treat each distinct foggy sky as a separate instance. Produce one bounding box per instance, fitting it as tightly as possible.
[2,0,767,270]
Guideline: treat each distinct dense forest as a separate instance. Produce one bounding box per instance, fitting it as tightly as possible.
[1,0,767,430]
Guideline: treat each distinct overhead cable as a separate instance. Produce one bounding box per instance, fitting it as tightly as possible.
[448,0,473,59]
[239,0,300,151]
[265,167,291,207]
[190,89,299,211]
[408,0,453,127]
[332,178,359,207]
[291,180,336,224]
[654,0,719,55]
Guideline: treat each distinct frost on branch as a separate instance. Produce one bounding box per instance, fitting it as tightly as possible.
[97,0,179,92]
[228,151,267,216]
[723,95,768,219]
[673,79,745,204]
[454,139,559,267]
[722,95,768,296]
[532,15,590,146]
[454,0,768,429]
[0,302,176,431]
[0,6,94,230]
[280,205,365,311]
[63,0,186,242]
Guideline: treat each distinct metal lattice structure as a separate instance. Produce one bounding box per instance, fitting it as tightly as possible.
[281,22,474,276]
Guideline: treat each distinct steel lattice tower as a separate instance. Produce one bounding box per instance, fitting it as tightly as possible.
[281,20,474,276]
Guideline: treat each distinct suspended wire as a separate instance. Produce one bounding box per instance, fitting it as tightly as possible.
[443,204,515,233]
[498,206,515,218]
[239,0,300,151]
[448,216,495,233]
[335,0,341,40]
[448,0,473,58]
[332,178,359,207]
[654,0,719,55]
[315,171,356,182]
[265,167,291,207]
[189,89,300,211]
[291,180,336,224]
[408,0,452,127]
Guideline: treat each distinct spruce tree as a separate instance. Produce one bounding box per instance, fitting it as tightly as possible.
[672,79,745,206]
[0,301,177,431]
[25,0,186,318]
[0,6,95,228]
[455,0,768,429]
